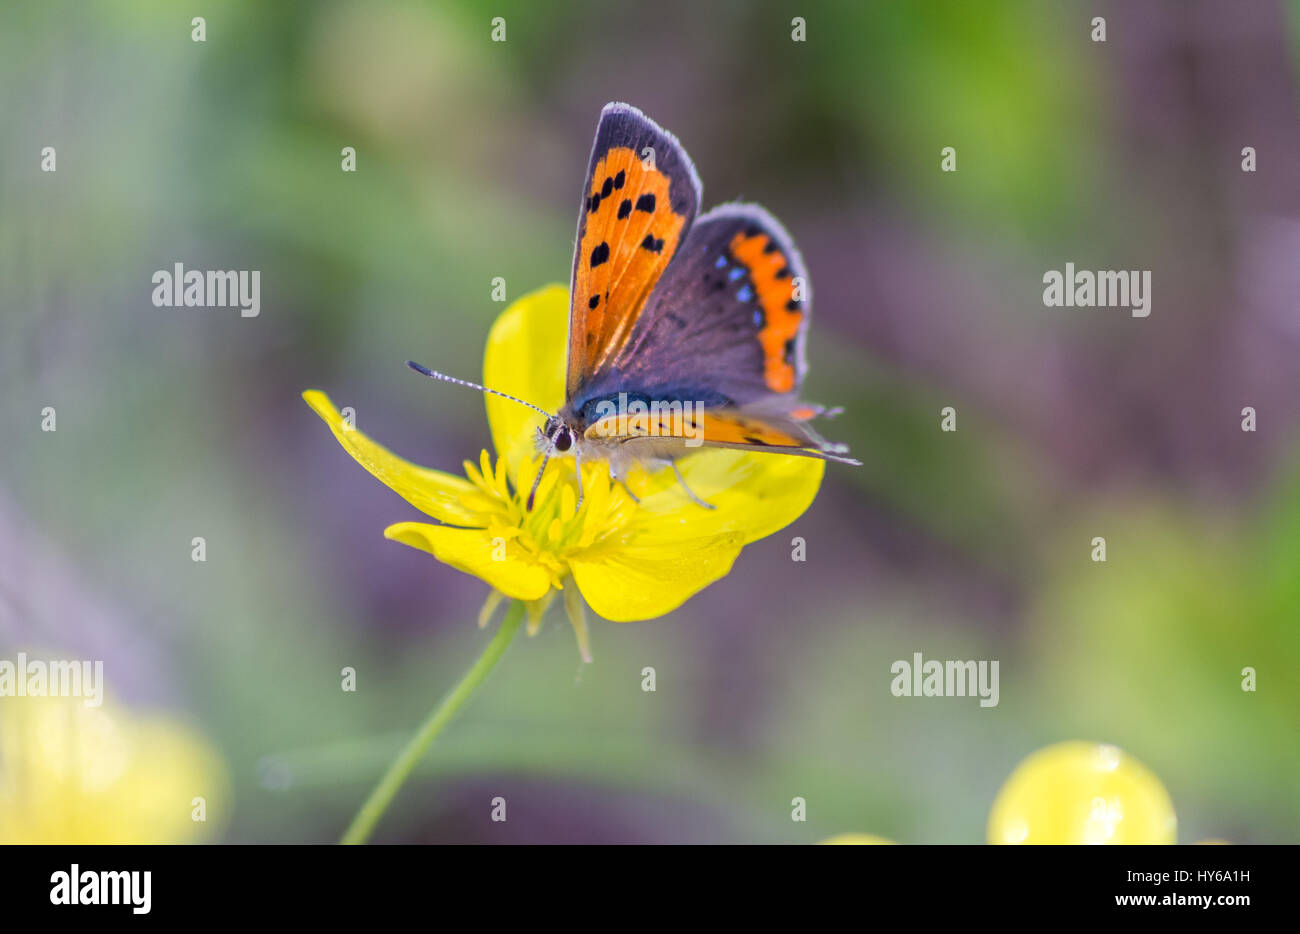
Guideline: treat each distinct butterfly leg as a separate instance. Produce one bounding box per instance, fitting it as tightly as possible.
[671,460,715,510]
[573,450,585,511]
[608,463,641,504]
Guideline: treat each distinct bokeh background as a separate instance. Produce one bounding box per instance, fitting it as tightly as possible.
[2,0,1298,843]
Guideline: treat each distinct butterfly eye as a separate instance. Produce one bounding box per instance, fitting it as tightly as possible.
[553,428,573,453]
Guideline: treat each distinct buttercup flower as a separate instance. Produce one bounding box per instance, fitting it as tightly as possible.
[0,693,229,844]
[305,284,824,659]
[987,741,1177,844]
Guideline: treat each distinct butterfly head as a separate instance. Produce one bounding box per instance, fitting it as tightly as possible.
[541,416,576,454]
[535,412,577,455]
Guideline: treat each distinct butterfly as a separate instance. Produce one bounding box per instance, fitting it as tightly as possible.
[409,102,859,509]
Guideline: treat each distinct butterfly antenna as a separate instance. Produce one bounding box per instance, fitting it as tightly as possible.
[405,361,553,418]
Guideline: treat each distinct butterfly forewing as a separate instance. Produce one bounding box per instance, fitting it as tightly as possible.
[567,103,702,400]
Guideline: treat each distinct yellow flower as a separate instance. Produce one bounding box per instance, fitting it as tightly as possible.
[988,741,1177,844]
[819,833,897,844]
[0,694,229,844]
[304,284,825,659]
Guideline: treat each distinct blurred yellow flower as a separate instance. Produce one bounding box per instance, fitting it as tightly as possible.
[988,741,1177,844]
[305,284,824,659]
[0,694,229,844]
[820,833,897,844]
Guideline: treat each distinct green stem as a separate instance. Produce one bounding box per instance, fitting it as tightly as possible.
[339,600,524,844]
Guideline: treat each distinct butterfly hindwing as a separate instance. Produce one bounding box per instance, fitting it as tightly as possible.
[575,203,856,461]
[599,203,811,409]
[567,103,702,400]
[580,404,854,462]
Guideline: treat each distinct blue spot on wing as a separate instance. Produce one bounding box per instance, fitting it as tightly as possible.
[714,255,728,269]
[727,266,745,282]
[736,284,754,303]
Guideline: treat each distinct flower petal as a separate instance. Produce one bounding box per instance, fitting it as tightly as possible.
[384,522,553,601]
[570,528,746,622]
[482,285,568,479]
[567,449,821,620]
[633,448,826,546]
[304,390,484,526]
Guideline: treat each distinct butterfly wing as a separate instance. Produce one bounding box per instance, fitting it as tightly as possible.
[576,201,854,460]
[567,102,702,401]
[566,109,853,465]
[583,406,858,463]
[605,202,812,405]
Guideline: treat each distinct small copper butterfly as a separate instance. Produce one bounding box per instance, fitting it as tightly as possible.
[409,102,859,508]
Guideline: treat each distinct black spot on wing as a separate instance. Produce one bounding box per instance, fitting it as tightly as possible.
[617,199,631,219]
[635,193,656,213]
[591,242,610,267]
[641,235,664,253]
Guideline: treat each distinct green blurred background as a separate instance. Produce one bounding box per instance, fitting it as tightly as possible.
[2,0,1298,843]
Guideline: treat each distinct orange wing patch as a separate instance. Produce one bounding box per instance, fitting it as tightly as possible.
[582,409,806,449]
[700,412,805,447]
[729,230,804,393]
[581,405,703,442]
[572,147,688,379]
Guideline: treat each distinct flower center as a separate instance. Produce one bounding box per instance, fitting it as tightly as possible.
[462,451,635,563]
